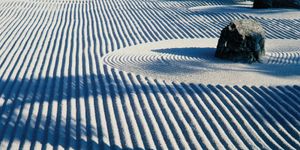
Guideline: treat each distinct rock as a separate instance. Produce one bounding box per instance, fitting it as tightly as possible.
[253,0,272,8]
[273,0,300,8]
[215,19,266,63]
[253,0,300,9]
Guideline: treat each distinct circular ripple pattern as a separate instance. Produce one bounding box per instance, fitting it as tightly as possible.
[103,39,300,85]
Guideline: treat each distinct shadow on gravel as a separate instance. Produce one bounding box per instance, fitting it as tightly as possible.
[0,71,299,149]
[189,5,297,15]
[149,47,300,77]
[0,71,145,149]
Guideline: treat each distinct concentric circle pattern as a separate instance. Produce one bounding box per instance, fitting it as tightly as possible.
[103,39,300,85]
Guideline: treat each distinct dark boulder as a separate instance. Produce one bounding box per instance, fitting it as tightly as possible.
[273,0,300,8]
[215,19,266,63]
[253,0,300,9]
[253,0,272,8]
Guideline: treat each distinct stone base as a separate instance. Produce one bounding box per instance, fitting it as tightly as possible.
[215,19,266,63]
